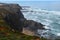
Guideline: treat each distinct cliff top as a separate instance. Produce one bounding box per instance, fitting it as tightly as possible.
[0,3,22,9]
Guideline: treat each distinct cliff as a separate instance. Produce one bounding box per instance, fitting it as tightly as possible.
[0,3,47,40]
[0,3,26,32]
[0,3,45,33]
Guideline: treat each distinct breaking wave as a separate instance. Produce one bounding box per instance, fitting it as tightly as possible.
[21,7,60,39]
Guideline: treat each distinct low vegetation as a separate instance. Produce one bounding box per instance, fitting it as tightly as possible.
[0,15,47,40]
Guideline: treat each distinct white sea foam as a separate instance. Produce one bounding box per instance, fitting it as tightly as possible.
[43,26,50,29]
[22,7,60,37]
[56,33,60,36]
[43,19,53,23]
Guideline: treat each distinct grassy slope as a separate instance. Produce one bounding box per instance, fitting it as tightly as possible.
[0,16,47,40]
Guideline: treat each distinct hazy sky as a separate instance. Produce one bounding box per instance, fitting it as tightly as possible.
[0,0,60,11]
[19,1,60,11]
[0,0,60,1]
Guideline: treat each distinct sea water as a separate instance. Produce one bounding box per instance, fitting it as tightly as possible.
[22,7,60,39]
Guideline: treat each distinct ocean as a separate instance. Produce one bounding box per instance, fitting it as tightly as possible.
[0,1,60,40]
[21,7,60,39]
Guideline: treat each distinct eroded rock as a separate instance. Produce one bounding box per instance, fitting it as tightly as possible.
[0,3,26,32]
[23,20,45,36]
[0,3,45,34]
[24,20,45,31]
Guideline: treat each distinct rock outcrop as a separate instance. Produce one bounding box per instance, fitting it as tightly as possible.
[0,3,26,32]
[24,20,45,31]
[0,3,45,34]
[23,20,45,36]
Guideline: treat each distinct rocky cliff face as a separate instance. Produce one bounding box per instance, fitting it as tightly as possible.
[0,3,45,34]
[23,20,45,36]
[24,20,45,31]
[0,3,26,32]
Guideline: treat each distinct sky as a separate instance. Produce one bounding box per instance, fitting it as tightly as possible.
[0,0,60,11]
[0,0,60,1]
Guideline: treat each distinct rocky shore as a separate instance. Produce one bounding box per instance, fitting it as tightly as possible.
[0,3,45,35]
[0,3,45,40]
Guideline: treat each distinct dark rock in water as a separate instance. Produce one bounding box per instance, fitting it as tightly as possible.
[24,20,45,32]
[0,3,26,32]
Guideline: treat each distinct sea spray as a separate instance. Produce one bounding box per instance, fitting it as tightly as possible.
[22,7,60,39]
